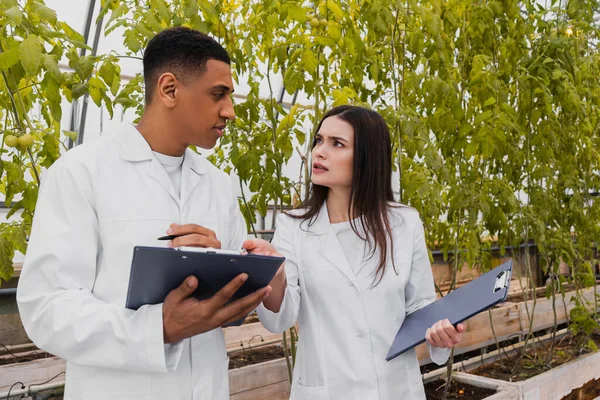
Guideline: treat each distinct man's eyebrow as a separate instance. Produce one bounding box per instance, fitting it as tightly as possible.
[211,84,234,94]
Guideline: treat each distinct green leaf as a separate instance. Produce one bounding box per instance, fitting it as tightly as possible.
[0,232,15,282]
[0,47,20,70]
[19,35,43,77]
[42,54,62,82]
[484,97,496,107]
[123,29,142,53]
[474,110,493,125]
[4,6,22,25]
[44,76,61,122]
[71,82,89,99]
[327,2,344,18]
[31,1,57,24]
[63,130,78,141]
[287,5,307,23]
[88,77,105,107]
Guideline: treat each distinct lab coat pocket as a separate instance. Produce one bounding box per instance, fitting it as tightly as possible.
[290,380,327,400]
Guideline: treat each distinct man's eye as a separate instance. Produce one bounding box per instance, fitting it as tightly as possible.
[214,92,225,99]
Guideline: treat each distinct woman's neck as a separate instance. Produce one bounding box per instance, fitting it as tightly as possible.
[326,187,352,223]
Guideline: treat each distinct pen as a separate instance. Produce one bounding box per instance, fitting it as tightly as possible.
[157,234,184,240]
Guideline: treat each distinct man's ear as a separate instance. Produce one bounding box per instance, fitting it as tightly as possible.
[156,72,178,108]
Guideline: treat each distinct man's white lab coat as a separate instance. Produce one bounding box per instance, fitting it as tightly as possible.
[17,123,246,400]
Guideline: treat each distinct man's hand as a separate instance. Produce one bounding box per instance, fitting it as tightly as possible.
[166,223,221,249]
[425,319,465,348]
[162,274,271,343]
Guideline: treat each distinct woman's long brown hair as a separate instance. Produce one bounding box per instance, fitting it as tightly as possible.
[290,105,397,282]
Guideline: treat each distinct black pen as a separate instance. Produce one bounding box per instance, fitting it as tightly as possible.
[157,234,184,240]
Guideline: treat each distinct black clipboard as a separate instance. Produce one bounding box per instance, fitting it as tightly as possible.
[386,260,513,361]
[125,246,285,326]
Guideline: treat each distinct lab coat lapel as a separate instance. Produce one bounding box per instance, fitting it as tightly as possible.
[310,202,360,288]
[114,123,180,207]
[180,148,208,210]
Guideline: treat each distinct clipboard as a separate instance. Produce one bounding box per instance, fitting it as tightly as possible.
[386,260,513,361]
[125,246,285,326]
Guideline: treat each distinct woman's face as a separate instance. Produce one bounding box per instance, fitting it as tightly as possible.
[311,116,354,190]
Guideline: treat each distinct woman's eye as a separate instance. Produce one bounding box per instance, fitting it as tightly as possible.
[334,141,343,147]
[315,138,323,144]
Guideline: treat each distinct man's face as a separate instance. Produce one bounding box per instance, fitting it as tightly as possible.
[174,59,236,149]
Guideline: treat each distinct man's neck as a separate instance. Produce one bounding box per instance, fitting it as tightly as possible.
[136,111,187,156]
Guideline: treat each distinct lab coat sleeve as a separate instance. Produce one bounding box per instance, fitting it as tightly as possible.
[256,214,301,333]
[404,212,451,366]
[17,157,179,373]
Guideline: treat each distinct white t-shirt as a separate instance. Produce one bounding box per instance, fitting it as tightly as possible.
[331,220,367,273]
[153,151,184,200]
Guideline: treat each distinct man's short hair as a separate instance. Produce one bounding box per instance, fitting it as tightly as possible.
[143,27,231,104]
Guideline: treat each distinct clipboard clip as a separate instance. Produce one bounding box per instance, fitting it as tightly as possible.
[493,269,511,292]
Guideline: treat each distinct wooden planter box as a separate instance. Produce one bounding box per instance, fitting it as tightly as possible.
[229,358,290,400]
[0,356,65,393]
[425,331,600,400]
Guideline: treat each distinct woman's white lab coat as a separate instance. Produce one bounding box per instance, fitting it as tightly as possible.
[257,203,449,399]
[16,123,247,400]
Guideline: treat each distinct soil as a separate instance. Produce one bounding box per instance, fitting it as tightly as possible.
[0,351,53,366]
[424,378,496,399]
[472,332,600,382]
[561,377,600,400]
[229,344,285,369]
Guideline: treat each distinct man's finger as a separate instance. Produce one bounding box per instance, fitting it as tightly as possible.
[207,273,249,309]
[169,223,216,238]
[171,234,221,249]
[217,286,271,325]
[166,276,198,304]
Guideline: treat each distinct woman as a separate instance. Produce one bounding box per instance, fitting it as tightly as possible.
[245,105,464,399]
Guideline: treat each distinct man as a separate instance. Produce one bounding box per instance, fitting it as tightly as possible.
[17,27,270,399]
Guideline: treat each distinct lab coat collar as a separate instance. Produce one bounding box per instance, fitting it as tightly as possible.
[115,123,208,175]
[305,201,405,285]
[115,123,208,207]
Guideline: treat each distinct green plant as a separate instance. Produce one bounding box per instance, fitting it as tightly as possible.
[0,0,120,282]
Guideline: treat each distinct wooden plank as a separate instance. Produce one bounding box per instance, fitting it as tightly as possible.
[223,322,282,351]
[230,380,290,400]
[229,358,289,395]
[0,356,65,392]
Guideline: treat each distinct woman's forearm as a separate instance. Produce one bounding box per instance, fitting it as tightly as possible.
[263,267,287,312]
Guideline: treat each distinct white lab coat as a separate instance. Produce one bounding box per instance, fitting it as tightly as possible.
[257,203,450,400]
[17,123,247,400]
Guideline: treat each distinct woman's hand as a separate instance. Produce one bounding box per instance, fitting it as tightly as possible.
[243,239,278,256]
[425,319,465,348]
[243,239,287,313]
